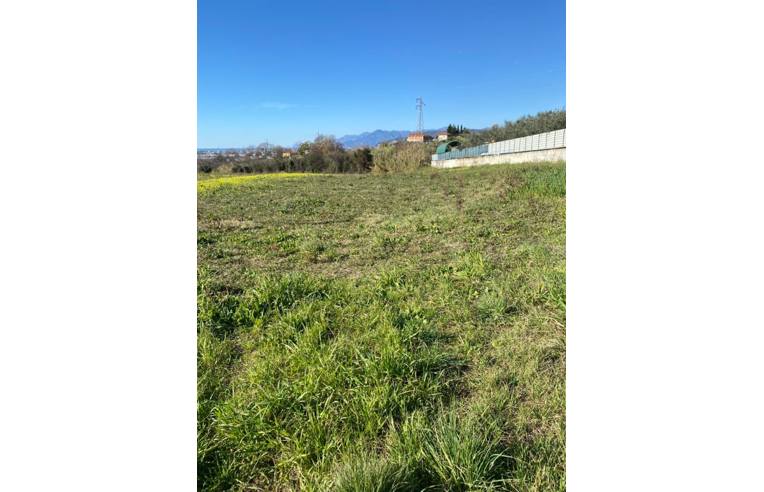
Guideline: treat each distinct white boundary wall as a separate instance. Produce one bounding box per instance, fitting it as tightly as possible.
[487,128,565,155]
[431,128,566,168]
[431,147,565,169]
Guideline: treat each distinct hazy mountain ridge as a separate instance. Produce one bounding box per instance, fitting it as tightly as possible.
[337,128,446,149]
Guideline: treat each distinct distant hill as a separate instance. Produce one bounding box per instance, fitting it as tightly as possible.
[338,128,446,149]
[337,130,408,149]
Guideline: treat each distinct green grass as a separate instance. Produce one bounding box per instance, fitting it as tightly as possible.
[198,162,565,491]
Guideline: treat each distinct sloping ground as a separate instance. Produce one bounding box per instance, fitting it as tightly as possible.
[198,163,565,491]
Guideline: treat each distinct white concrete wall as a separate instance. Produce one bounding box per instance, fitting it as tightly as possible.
[431,147,565,169]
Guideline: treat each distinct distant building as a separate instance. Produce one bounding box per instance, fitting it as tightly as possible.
[436,130,449,141]
[197,151,220,160]
[406,132,432,143]
[282,151,292,158]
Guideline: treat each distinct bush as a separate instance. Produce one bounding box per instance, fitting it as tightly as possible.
[371,142,435,173]
[349,147,373,173]
[463,109,566,147]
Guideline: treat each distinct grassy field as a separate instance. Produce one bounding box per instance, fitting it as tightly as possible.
[198,162,566,491]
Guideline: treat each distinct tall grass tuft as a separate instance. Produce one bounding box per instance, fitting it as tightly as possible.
[332,409,511,491]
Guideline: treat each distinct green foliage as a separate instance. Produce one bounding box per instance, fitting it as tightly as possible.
[198,135,373,175]
[370,141,436,173]
[349,147,373,172]
[464,109,566,147]
[198,163,566,490]
[447,124,467,136]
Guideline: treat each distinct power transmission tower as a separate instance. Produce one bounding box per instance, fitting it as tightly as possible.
[416,97,425,134]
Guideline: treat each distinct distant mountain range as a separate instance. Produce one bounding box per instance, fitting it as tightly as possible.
[198,128,452,153]
[337,128,446,149]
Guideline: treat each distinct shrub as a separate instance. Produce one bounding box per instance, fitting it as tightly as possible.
[371,142,435,173]
[463,109,566,147]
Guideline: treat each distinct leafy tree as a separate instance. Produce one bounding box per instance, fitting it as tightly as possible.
[297,141,312,155]
[462,109,565,146]
[349,147,373,172]
[445,124,467,135]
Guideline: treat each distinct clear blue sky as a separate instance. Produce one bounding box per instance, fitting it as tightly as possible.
[198,0,565,148]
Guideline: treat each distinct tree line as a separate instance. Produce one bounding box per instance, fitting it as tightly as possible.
[198,136,373,174]
[460,109,565,147]
[198,109,565,175]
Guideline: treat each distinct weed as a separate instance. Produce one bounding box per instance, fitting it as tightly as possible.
[197,172,308,193]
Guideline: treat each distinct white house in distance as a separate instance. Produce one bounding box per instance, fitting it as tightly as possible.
[436,130,449,141]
